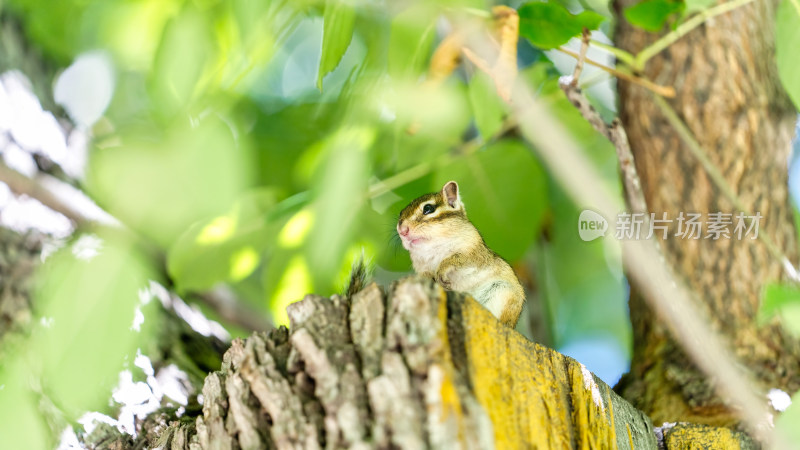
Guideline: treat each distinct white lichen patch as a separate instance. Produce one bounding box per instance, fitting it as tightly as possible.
[768,388,792,412]
[580,363,605,411]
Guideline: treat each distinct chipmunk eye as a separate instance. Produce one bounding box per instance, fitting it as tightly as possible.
[422,204,436,215]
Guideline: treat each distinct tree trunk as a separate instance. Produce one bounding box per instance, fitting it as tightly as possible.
[614,0,800,426]
[87,278,761,449]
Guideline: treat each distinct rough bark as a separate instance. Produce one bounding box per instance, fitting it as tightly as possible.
[0,228,42,339]
[614,0,800,426]
[97,277,676,449]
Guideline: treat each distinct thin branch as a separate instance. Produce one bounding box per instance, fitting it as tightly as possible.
[0,159,276,333]
[652,94,800,283]
[589,39,636,67]
[368,119,517,199]
[0,159,115,228]
[569,29,591,85]
[557,47,676,98]
[193,286,273,333]
[558,82,647,216]
[633,0,759,71]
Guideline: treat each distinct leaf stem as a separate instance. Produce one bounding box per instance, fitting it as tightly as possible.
[634,0,758,70]
[589,39,636,67]
[367,119,516,199]
[557,47,676,97]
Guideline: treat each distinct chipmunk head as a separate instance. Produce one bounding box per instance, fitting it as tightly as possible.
[397,181,473,252]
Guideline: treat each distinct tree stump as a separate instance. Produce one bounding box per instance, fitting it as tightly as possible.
[144,277,661,449]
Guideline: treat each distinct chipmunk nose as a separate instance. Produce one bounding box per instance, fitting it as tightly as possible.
[398,222,409,237]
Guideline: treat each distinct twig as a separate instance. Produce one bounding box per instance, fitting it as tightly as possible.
[556,47,676,98]
[0,159,115,228]
[633,0,759,70]
[368,118,517,199]
[570,29,591,85]
[652,94,800,283]
[194,286,273,333]
[589,39,636,67]
[0,159,276,332]
[558,82,647,216]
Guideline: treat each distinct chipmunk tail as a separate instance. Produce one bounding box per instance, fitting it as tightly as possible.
[344,251,371,298]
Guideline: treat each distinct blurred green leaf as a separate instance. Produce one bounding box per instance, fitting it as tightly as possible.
[388,4,437,77]
[267,252,314,326]
[168,189,278,292]
[518,2,605,49]
[759,282,800,336]
[0,361,49,449]
[87,117,252,247]
[684,0,716,14]
[33,232,154,419]
[760,282,800,320]
[623,0,685,32]
[5,0,83,63]
[468,72,508,139]
[249,101,344,190]
[93,0,183,71]
[149,7,213,115]
[777,0,800,111]
[317,0,356,91]
[434,140,548,261]
[381,79,471,146]
[307,126,373,288]
[777,391,800,442]
[523,63,619,179]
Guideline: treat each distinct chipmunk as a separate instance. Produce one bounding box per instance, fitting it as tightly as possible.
[396,181,525,327]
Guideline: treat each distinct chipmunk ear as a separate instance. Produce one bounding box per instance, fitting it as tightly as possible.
[442,181,462,209]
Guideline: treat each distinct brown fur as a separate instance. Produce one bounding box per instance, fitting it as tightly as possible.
[397,181,525,327]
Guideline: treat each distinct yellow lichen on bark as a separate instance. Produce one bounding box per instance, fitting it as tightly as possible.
[459,296,639,448]
[463,297,574,447]
[663,423,753,449]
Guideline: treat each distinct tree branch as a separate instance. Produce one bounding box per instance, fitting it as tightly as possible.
[0,159,274,333]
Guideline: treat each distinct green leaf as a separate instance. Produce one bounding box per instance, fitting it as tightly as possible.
[33,232,154,419]
[518,2,605,49]
[87,117,252,247]
[777,391,800,443]
[317,0,356,91]
[684,0,716,14]
[777,0,800,111]
[759,282,800,336]
[0,360,49,449]
[168,189,278,292]
[307,126,373,287]
[433,140,548,261]
[468,71,509,138]
[623,0,685,32]
[382,78,471,145]
[388,4,437,78]
[149,7,212,116]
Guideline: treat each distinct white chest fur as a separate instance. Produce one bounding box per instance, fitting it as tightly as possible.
[408,238,466,276]
[409,239,508,314]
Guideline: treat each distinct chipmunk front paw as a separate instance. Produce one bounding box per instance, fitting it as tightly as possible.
[436,268,454,290]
